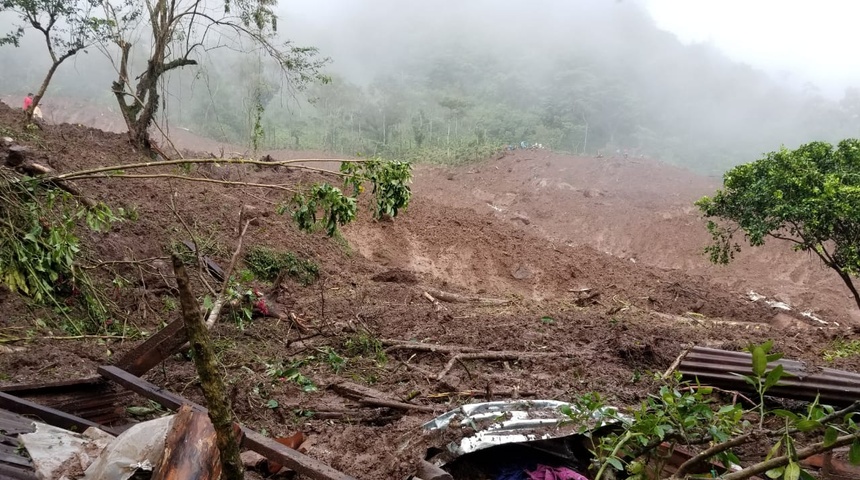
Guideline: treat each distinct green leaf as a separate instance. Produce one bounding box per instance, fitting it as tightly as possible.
[773,410,799,421]
[850,440,860,465]
[761,340,774,353]
[765,439,782,461]
[784,462,800,480]
[824,426,839,447]
[794,419,820,432]
[540,316,554,324]
[764,364,785,390]
[752,346,767,377]
[266,399,279,409]
[798,469,816,480]
[606,457,624,471]
[766,352,784,362]
[765,467,784,479]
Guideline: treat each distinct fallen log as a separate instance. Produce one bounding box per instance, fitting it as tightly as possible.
[357,397,436,413]
[425,289,510,306]
[382,340,483,354]
[331,381,436,413]
[3,146,96,208]
[152,404,221,480]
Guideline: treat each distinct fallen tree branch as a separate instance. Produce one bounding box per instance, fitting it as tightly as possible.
[425,390,537,400]
[670,400,860,479]
[331,381,436,413]
[437,351,562,380]
[357,397,436,413]
[206,214,254,328]
[52,157,363,181]
[67,172,299,192]
[383,340,483,354]
[662,348,690,380]
[3,150,96,207]
[721,430,860,480]
[422,291,447,312]
[426,288,510,306]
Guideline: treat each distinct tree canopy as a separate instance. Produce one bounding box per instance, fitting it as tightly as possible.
[697,140,860,309]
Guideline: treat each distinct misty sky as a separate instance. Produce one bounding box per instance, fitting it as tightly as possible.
[284,0,860,97]
[648,0,860,95]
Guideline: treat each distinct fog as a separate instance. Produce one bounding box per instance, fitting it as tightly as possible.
[1,0,859,173]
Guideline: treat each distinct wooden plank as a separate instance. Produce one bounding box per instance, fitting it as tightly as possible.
[181,240,226,281]
[0,392,105,433]
[0,377,103,394]
[114,318,188,376]
[99,366,356,480]
[0,463,37,480]
[241,429,356,480]
[0,449,32,468]
[97,365,205,412]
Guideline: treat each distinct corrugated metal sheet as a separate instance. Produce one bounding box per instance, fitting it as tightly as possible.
[679,347,860,406]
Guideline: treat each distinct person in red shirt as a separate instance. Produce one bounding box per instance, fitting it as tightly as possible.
[23,93,33,111]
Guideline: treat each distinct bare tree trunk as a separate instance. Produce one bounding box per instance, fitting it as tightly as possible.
[172,255,244,480]
[836,269,860,311]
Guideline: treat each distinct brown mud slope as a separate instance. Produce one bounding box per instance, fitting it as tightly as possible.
[0,105,858,479]
[415,150,858,323]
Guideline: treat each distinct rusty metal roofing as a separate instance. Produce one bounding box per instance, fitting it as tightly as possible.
[679,347,860,406]
[0,408,37,479]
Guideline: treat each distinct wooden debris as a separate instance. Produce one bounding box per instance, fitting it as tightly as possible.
[425,389,536,400]
[266,432,306,475]
[98,365,205,412]
[0,392,114,434]
[96,366,356,480]
[242,429,356,480]
[115,318,187,376]
[152,404,221,480]
[331,381,436,413]
[661,348,690,380]
[2,144,96,208]
[426,288,510,306]
[382,340,576,381]
[436,351,560,380]
[0,377,102,395]
[422,291,447,312]
[357,398,436,413]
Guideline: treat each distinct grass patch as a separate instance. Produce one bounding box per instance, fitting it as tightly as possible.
[244,246,319,285]
[343,332,387,365]
[823,339,860,361]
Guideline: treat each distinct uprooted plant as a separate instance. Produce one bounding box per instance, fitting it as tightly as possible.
[0,169,121,334]
[2,136,411,480]
[563,341,860,480]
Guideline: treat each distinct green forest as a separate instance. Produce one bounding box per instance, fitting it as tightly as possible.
[3,0,860,173]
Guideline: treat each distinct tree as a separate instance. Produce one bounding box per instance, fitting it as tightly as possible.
[697,140,860,310]
[0,0,110,120]
[99,0,329,149]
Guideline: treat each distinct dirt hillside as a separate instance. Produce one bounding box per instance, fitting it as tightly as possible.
[0,102,857,479]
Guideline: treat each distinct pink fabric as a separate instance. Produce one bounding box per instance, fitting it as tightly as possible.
[527,465,588,480]
[23,96,32,110]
